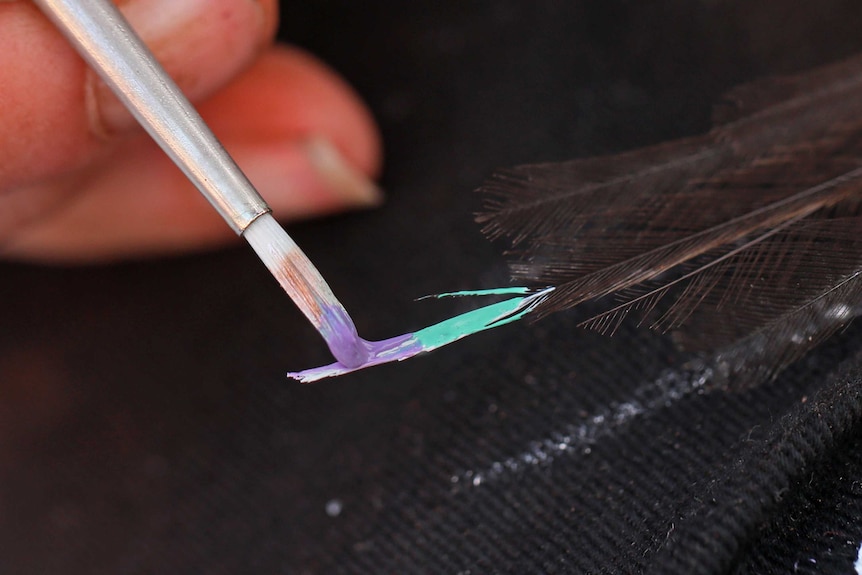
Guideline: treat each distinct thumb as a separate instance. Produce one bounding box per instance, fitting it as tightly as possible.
[0,0,278,192]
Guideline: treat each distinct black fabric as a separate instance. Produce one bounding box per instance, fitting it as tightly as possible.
[3,1,862,573]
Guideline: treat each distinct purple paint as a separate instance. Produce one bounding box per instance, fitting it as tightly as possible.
[318,304,369,368]
[290,332,423,383]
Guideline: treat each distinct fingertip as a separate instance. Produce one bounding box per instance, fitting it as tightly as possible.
[198,45,383,179]
[238,136,383,221]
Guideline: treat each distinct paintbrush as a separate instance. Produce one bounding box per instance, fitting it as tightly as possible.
[31,0,558,382]
[32,0,370,367]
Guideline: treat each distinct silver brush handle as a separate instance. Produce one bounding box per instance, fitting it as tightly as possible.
[33,0,371,368]
[33,0,269,234]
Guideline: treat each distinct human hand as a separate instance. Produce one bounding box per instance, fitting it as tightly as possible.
[0,0,382,263]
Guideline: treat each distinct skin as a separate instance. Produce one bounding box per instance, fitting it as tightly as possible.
[0,0,382,263]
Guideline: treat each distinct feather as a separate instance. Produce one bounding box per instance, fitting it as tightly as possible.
[476,54,862,384]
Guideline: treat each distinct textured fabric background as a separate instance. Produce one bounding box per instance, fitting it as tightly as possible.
[3,1,862,573]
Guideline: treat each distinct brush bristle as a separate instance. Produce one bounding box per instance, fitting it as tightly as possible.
[243,214,368,368]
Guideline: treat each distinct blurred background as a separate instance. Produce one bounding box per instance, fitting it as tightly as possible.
[3,1,862,573]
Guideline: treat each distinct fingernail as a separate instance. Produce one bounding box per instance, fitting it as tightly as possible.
[86,0,267,135]
[302,137,383,208]
[234,136,382,219]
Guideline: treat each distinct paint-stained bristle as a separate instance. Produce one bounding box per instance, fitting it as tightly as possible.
[243,214,368,368]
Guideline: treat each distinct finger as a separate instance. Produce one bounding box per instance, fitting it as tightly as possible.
[0,0,278,192]
[198,45,381,179]
[3,46,383,262]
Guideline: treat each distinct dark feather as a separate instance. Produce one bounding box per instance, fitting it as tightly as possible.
[476,54,862,384]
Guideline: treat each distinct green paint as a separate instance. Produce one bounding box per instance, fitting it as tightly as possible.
[418,287,533,300]
[413,288,545,350]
